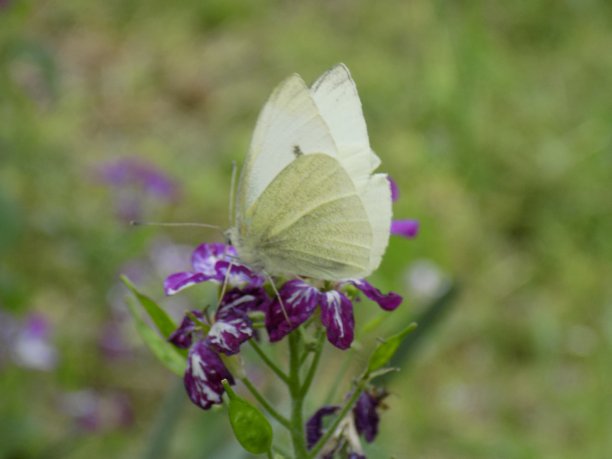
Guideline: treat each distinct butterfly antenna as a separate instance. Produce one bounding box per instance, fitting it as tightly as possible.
[265,273,291,326]
[228,160,238,227]
[130,221,225,237]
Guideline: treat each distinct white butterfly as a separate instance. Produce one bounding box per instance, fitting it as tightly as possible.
[227,64,391,281]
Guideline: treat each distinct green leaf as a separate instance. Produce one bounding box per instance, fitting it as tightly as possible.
[367,322,418,374]
[121,275,177,338]
[223,381,273,455]
[126,298,186,377]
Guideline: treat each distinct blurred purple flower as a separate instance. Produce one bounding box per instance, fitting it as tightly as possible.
[97,157,179,222]
[98,317,133,360]
[388,177,419,239]
[306,387,388,458]
[60,390,133,433]
[6,313,58,371]
[390,219,420,238]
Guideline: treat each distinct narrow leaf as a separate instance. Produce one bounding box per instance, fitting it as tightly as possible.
[223,380,273,454]
[127,299,186,377]
[121,275,177,338]
[367,322,418,374]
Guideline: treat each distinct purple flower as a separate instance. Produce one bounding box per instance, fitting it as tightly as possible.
[320,290,355,350]
[306,405,340,449]
[208,287,268,355]
[387,177,420,239]
[390,219,420,239]
[97,157,179,221]
[266,278,402,350]
[167,243,403,351]
[60,390,134,433]
[266,280,320,342]
[305,387,388,458]
[11,313,57,371]
[98,157,178,199]
[167,310,205,349]
[349,279,402,311]
[184,340,234,410]
[388,177,399,202]
[164,243,263,295]
[353,389,388,443]
[167,287,267,410]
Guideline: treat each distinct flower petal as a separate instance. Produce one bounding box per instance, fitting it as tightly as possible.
[184,340,234,410]
[390,219,419,238]
[167,310,205,349]
[191,243,235,275]
[265,280,320,342]
[350,279,403,311]
[214,260,264,287]
[388,177,399,202]
[306,405,340,449]
[164,271,213,295]
[353,390,384,443]
[320,290,354,350]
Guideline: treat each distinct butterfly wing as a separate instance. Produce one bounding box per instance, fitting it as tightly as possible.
[311,64,391,273]
[236,74,339,217]
[238,153,373,280]
[311,64,381,189]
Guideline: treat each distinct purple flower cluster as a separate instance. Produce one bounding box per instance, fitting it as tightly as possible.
[306,388,388,458]
[97,157,179,222]
[164,243,402,410]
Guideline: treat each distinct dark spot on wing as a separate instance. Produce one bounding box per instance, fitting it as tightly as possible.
[293,145,303,158]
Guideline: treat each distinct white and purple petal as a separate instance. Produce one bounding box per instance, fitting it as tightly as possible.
[184,340,234,410]
[217,288,269,318]
[167,310,205,349]
[350,279,403,311]
[390,219,419,239]
[206,315,253,356]
[320,290,355,350]
[306,405,340,449]
[164,271,214,296]
[214,260,265,287]
[266,280,320,342]
[191,243,235,276]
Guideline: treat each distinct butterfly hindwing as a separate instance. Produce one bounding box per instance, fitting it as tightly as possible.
[239,153,373,280]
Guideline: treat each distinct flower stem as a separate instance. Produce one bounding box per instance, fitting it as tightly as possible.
[288,331,309,459]
[241,377,291,429]
[250,339,290,384]
[307,376,368,459]
[300,330,325,397]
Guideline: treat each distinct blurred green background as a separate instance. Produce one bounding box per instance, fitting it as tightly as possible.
[1,1,611,458]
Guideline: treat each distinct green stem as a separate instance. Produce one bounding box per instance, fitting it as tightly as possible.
[250,340,290,384]
[288,331,309,459]
[241,377,291,429]
[300,330,325,397]
[308,377,368,459]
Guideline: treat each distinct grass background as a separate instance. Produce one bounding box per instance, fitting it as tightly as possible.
[1,1,611,458]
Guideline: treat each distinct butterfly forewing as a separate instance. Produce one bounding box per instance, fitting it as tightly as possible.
[237,74,339,215]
